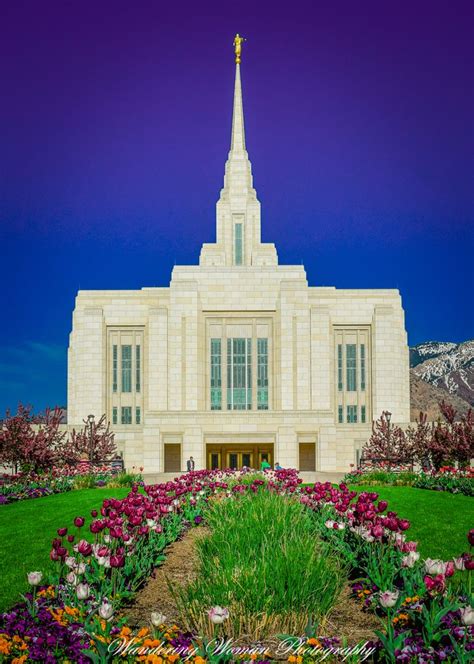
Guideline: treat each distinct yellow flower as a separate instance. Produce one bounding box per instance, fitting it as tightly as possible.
[194,657,207,664]
[0,636,11,655]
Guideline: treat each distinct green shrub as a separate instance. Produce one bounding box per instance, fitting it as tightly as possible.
[105,472,142,488]
[173,491,346,639]
[72,474,97,490]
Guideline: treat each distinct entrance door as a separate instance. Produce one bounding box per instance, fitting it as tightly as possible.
[228,452,239,469]
[208,451,221,470]
[206,444,274,470]
[226,450,253,469]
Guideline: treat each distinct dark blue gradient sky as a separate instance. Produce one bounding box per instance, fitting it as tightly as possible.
[0,0,473,414]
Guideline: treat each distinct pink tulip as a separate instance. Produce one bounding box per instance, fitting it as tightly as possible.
[444,561,455,577]
[371,525,384,538]
[424,574,445,593]
[74,517,85,528]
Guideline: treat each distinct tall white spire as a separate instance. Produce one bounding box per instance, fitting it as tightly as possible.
[199,36,278,267]
[230,64,246,152]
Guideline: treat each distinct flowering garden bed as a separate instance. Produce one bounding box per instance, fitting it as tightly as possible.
[0,466,143,505]
[344,467,474,497]
[0,469,472,662]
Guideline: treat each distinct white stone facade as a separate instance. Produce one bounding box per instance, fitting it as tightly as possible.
[68,62,410,473]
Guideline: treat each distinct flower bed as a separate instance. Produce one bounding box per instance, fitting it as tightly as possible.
[0,469,472,662]
[344,467,474,496]
[0,466,143,505]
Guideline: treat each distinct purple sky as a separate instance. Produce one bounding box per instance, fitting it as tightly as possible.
[0,0,473,413]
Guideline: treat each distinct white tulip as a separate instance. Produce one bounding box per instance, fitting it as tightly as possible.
[76,583,89,600]
[150,611,167,626]
[27,571,43,586]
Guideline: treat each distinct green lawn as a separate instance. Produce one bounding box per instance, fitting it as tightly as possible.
[0,488,132,613]
[349,485,473,560]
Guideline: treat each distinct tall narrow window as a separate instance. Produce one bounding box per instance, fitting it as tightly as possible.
[346,344,357,391]
[136,407,141,424]
[337,344,343,391]
[234,223,243,265]
[121,345,132,392]
[227,338,252,410]
[210,338,222,410]
[347,405,357,423]
[338,405,343,423]
[360,344,366,391]
[257,338,269,410]
[121,406,132,424]
[112,345,118,392]
[361,405,366,423]
[136,345,141,392]
[112,407,117,425]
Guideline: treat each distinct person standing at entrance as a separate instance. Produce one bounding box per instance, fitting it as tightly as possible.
[186,456,195,472]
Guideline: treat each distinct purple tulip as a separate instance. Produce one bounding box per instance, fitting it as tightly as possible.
[75,539,92,556]
[57,527,67,536]
[110,554,125,568]
[74,517,85,528]
[371,524,384,538]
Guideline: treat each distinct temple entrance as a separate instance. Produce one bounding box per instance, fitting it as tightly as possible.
[206,443,274,470]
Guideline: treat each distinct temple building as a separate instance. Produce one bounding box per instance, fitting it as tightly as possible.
[68,42,410,473]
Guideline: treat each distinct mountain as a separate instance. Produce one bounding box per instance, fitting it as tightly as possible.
[410,371,471,421]
[409,340,474,418]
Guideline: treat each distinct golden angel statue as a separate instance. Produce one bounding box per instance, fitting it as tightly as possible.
[233,34,246,64]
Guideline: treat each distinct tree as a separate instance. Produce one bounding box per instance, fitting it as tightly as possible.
[61,414,116,464]
[24,407,67,472]
[0,404,66,473]
[362,411,414,467]
[427,402,474,469]
[0,404,35,473]
[363,403,474,472]
[406,411,432,469]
